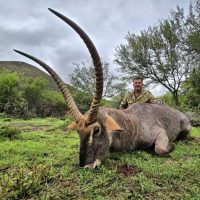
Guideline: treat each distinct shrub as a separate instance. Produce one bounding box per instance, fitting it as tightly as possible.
[0,126,21,139]
[0,71,22,113]
[37,90,67,117]
[23,77,48,111]
[0,163,55,199]
[4,98,30,119]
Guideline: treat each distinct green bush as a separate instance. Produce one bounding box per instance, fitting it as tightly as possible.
[0,163,55,199]
[4,98,30,119]
[0,70,109,118]
[0,71,22,112]
[70,90,92,113]
[110,93,125,109]
[0,71,31,118]
[0,73,68,118]
[23,77,48,111]
[37,90,67,117]
[0,126,21,139]
[180,68,200,112]
[159,92,176,107]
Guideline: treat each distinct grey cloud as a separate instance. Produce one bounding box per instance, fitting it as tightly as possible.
[0,0,190,96]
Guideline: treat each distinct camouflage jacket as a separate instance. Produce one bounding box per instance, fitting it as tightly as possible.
[120,89,160,109]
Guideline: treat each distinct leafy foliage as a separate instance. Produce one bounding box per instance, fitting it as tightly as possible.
[0,70,68,118]
[159,92,175,107]
[0,163,54,199]
[0,61,58,90]
[0,126,21,140]
[68,84,93,113]
[70,62,126,98]
[0,71,29,118]
[181,67,200,112]
[115,2,199,105]
[0,71,21,110]
[23,77,48,113]
[38,90,67,117]
[0,69,104,118]
[185,0,200,59]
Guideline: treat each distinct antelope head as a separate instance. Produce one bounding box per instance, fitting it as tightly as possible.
[14,8,121,168]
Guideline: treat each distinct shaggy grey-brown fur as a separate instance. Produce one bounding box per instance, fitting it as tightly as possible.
[82,103,191,168]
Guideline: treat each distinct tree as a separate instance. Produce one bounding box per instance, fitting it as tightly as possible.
[181,67,200,112]
[69,62,126,98]
[23,77,48,113]
[0,70,69,118]
[38,90,67,117]
[185,0,200,60]
[0,71,29,118]
[115,6,197,105]
[0,71,21,111]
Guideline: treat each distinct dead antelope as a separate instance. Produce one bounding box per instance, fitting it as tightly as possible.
[15,8,191,169]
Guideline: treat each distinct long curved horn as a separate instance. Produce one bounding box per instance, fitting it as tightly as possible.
[14,49,83,123]
[48,8,103,125]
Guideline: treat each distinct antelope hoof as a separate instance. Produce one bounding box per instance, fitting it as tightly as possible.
[84,159,101,169]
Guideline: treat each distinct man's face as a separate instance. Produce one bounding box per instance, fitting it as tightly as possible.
[133,79,143,91]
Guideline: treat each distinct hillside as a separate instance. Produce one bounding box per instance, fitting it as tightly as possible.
[0,61,59,90]
[0,61,95,112]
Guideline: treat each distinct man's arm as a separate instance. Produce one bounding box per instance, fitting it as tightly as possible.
[147,91,164,104]
[147,91,156,103]
[119,93,128,109]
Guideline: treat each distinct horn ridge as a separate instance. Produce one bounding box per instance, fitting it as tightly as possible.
[48,8,103,124]
[14,49,83,122]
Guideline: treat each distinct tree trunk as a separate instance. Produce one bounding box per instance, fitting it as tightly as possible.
[172,91,179,106]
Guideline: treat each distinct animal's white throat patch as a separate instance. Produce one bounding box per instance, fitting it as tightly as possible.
[88,127,101,145]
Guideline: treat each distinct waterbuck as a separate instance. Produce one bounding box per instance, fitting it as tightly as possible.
[15,8,191,169]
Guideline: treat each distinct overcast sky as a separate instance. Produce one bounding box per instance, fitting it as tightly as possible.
[0,0,191,96]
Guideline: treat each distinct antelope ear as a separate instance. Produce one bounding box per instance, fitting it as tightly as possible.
[105,114,123,132]
[67,121,77,129]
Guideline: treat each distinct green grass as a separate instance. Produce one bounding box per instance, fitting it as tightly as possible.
[0,116,199,199]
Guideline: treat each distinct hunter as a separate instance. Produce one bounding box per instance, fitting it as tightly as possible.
[120,76,162,109]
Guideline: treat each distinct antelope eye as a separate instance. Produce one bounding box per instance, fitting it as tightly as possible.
[93,127,100,136]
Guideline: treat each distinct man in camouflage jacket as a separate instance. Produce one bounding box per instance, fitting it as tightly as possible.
[120,76,162,109]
